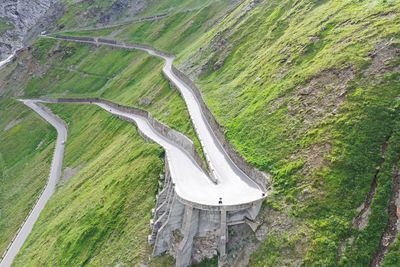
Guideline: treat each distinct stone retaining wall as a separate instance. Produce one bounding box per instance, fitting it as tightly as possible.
[153,154,261,266]
[41,97,208,175]
[97,38,117,45]
[170,66,271,191]
[55,35,95,42]
[50,35,271,190]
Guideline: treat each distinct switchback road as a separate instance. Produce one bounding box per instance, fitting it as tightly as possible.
[0,101,67,267]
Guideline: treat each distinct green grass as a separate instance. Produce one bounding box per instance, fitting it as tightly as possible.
[7,37,202,156]
[2,0,400,265]
[0,30,201,265]
[0,99,55,256]
[0,31,202,265]
[139,0,222,17]
[61,27,118,37]
[116,1,231,54]
[55,0,234,54]
[174,0,400,265]
[57,0,115,29]
[384,231,400,266]
[0,18,14,35]
[68,0,400,264]
[12,104,171,266]
[56,0,228,31]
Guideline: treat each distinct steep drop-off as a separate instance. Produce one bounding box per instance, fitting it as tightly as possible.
[1,0,400,266]
[73,0,400,265]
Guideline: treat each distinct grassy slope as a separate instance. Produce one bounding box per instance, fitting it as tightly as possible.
[0,18,14,35]
[178,0,400,265]
[12,104,173,266]
[57,0,117,30]
[1,0,226,264]
[115,0,234,54]
[0,99,55,255]
[58,0,226,31]
[59,0,234,55]
[57,0,400,265]
[2,0,399,265]
[1,33,197,265]
[5,37,201,153]
[140,0,224,17]
[2,28,199,264]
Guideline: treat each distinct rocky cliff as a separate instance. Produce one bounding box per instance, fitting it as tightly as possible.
[0,0,60,60]
[0,0,151,61]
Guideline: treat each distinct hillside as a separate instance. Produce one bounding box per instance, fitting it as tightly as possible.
[12,103,171,266]
[0,0,400,266]
[0,99,55,256]
[179,1,400,265]
[0,33,206,264]
[61,1,400,264]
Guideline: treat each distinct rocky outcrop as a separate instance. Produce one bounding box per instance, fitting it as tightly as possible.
[96,0,147,26]
[0,0,60,60]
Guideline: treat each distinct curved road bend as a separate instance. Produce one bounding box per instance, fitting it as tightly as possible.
[92,102,262,206]
[130,44,262,191]
[52,36,266,196]
[0,100,67,267]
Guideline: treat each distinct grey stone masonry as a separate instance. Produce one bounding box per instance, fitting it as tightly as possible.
[149,156,263,266]
[39,97,208,176]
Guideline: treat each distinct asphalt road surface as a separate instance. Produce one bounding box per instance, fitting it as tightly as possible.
[0,37,267,266]
[53,36,266,201]
[114,40,266,198]
[0,100,67,267]
[95,102,263,206]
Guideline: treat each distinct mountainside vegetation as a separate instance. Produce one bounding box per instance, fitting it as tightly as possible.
[178,1,400,265]
[0,99,55,256]
[0,30,199,266]
[0,18,13,36]
[59,0,400,265]
[12,104,173,266]
[58,0,233,31]
[0,0,399,266]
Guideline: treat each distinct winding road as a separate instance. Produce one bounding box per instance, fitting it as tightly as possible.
[52,36,266,197]
[95,101,263,206]
[0,101,67,267]
[0,36,266,266]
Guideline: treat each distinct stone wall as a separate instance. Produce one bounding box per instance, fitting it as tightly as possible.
[170,66,271,191]
[40,97,208,174]
[51,35,270,191]
[55,35,95,42]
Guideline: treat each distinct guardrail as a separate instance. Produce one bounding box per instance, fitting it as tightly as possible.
[40,97,210,178]
[169,66,271,191]
[49,35,271,191]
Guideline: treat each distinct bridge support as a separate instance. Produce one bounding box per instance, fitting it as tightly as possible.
[149,161,263,266]
[176,206,199,266]
[218,209,227,267]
